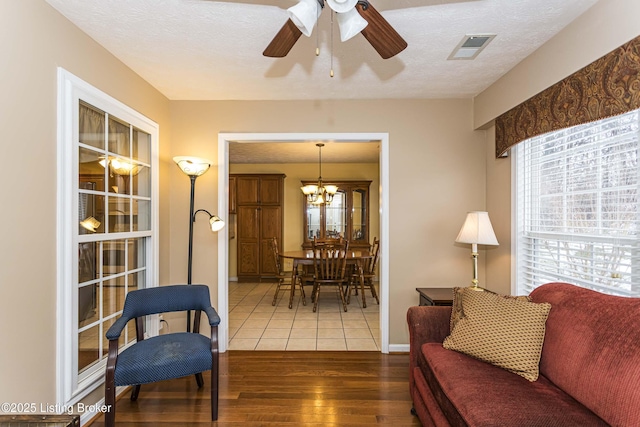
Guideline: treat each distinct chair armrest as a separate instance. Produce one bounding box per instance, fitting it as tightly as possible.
[203,306,221,327]
[106,316,130,340]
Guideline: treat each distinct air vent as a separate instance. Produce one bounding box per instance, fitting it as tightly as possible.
[448,34,496,60]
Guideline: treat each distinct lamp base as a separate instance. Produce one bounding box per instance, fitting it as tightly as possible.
[468,279,485,292]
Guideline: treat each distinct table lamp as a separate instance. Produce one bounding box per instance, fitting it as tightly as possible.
[455,211,499,290]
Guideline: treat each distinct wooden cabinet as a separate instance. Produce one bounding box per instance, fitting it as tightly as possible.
[302,180,371,249]
[232,174,285,280]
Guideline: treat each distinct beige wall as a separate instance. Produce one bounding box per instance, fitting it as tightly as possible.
[10,0,633,415]
[477,0,640,295]
[170,99,487,347]
[0,0,170,409]
[228,162,380,276]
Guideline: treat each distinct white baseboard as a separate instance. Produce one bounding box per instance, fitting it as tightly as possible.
[389,344,409,353]
[229,276,238,282]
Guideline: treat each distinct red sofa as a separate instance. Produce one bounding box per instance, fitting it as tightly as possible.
[407,282,640,426]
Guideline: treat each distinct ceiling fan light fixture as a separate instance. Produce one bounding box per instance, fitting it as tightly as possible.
[326,0,358,14]
[288,0,321,37]
[336,8,368,42]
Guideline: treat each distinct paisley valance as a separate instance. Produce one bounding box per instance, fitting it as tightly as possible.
[495,35,640,158]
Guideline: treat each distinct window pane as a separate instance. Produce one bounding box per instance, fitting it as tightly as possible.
[79,194,105,235]
[133,128,151,163]
[79,103,104,149]
[128,239,146,270]
[103,240,126,276]
[133,199,151,231]
[129,271,143,293]
[132,164,151,197]
[126,319,137,346]
[103,276,125,318]
[78,242,98,283]
[108,196,130,233]
[108,116,130,156]
[79,147,106,192]
[78,284,98,329]
[78,325,100,373]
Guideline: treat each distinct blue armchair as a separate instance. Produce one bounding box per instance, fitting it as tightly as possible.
[104,284,220,427]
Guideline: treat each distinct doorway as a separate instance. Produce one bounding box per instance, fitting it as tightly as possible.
[217,133,390,353]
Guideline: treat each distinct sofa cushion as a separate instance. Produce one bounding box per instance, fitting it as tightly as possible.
[443,288,551,381]
[419,343,608,427]
[450,287,531,331]
[530,282,640,427]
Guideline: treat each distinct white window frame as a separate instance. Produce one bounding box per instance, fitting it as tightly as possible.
[512,111,640,297]
[56,68,159,407]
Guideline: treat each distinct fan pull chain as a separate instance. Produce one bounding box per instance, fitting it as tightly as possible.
[330,11,334,77]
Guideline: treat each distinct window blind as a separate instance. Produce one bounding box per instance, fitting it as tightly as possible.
[515,110,640,297]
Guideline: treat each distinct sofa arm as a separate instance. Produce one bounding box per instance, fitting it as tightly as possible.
[407,306,452,390]
[407,305,451,346]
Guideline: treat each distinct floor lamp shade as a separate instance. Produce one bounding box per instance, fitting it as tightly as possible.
[173,156,212,177]
[455,211,499,289]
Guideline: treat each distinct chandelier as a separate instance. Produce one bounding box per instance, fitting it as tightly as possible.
[301,143,338,205]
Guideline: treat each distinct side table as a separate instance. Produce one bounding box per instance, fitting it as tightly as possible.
[416,287,454,306]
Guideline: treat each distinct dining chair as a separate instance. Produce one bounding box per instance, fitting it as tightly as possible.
[312,238,350,312]
[104,284,220,427]
[348,237,380,307]
[269,237,301,306]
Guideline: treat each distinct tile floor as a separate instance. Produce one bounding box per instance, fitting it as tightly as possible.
[228,281,380,351]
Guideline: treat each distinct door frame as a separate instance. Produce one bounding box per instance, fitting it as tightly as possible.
[217,133,390,353]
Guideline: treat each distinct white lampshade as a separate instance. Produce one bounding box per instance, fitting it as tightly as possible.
[301,184,319,195]
[455,211,499,246]
[336,8,368,41]
[288,0,320,37]
[173,156,212,177]
[326,0,358,13]
[209,215,225,232]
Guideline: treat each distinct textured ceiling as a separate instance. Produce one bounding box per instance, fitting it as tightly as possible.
[45,0,599,101]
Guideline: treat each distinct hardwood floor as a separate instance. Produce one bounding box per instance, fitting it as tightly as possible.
[88,351,421,426]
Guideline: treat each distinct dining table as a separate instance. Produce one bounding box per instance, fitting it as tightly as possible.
[279,249,373,310]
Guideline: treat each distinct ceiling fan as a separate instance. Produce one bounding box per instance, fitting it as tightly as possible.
[263,0,407,59]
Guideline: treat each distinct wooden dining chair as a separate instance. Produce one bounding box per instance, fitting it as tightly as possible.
[348,237,380,307]
[312,238,350,312]
[269,237,301,306]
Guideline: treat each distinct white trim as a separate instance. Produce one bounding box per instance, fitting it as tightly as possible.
[510,145,518,296]
[388,344,410,353]
[56,68,160,407]
[218,132,391,353]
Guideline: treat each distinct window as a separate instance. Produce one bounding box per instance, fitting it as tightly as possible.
[514,110,640,297]
[57,69,158,405]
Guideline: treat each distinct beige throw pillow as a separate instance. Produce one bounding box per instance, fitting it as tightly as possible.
[443,287,551,381]
[450,287,531,332]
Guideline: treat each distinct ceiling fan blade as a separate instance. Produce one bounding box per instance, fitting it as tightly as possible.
[356,2,407,59]
[263,19,303,57]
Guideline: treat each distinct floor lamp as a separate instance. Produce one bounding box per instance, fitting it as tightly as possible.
[174,156,225,331]
[455,211,499,290]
